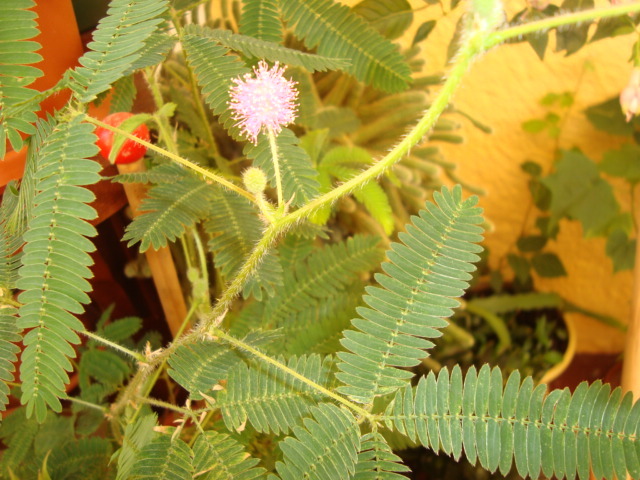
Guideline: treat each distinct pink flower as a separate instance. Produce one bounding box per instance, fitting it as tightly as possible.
[229,61,298,144]
[620,68,640,122]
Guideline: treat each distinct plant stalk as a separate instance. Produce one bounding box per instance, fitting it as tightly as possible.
[485,2,640,48]
[267,127,285,207]
[80,330,145,361]
[82,113,256,204]
[212,327,375,422]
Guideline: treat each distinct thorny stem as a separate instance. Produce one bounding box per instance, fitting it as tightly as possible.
[137,396,205,417]
[212,328,375,423]
[113,2,638,425]
[64,396,108,413]
[485,2,640,48]
[82,114,257,205]
[115,24,486,422]
[123,299,202,424]
[267,127,285,208]
[80,330,145,361]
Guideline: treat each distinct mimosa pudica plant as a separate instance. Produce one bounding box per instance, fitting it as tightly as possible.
[1,0,640,478]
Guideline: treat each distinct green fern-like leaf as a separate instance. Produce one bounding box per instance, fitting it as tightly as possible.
[109,75,137,114]
[0,408,40,475]
[113,163,186,185]
[114,413,158,480]
[269,288,364,356]
[48,437,113,480]
[187,25,349,72]
[125,29,176,74]
[280,0,411,92]
[317,146,394,234]
[69,0,169,102]
[80,348,132,389]
[168,330,277,400]
[216,354,334,435]
[0,218,21,290]
[383,365,640,480]
[336,185,484,404]
[181,27,248,118]
[129,430,194,479]
[0,306,22,414]
[244,128,321,207]
[0,0,43,158]
[192,430,266,480]
[278,232,315,269]
[16,116,101,422]
[263,234,384,328]
[275,403,360,480]
[353,431,411,479]
[205,188,283,300]
[240,0,282,43]
[123,170,213,251]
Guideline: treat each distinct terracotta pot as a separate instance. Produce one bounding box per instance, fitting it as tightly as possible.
[1,0,83,188]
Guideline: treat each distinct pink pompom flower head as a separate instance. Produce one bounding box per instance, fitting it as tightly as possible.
[229,60,299,144]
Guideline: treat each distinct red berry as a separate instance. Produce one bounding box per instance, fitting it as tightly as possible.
[95,112,150,164]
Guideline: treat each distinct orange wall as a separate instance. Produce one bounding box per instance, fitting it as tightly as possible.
[409,0,635,353]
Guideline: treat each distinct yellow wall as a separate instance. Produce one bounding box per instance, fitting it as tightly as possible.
[410,0,636,353]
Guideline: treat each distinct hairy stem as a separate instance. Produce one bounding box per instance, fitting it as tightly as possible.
[485,2,640,48]
[80,330,144,361]
[83,113,256,204]
[267,127,285,207]
[212,328,375,422]
[64,396,108,413]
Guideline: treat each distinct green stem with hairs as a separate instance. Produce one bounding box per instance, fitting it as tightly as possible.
[485,2,640,48]
[193,29,486,335]
[111,1,637,425]
[267,127,285,207]
[278,30,485,229]
[212,327,375,422]
[197,224,280,332]
[83,113,256,205]
[64,396,108,413]
[80,330,144,361]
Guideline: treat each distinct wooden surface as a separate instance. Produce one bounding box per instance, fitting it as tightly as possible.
[622,222,640,400]
[117,160,188,337]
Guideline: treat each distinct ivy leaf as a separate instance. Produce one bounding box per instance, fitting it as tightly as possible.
[522,118,548,133]
[413,20,436,46]
[584,97,634,135]
[600,144,640,184]
[507,254,530,285]
[531,252,566,277]
[541,150,619,236]
[591,16,634,43]
[555,0,594,55]
[535,216,559,239]
[606,230,636,272]
[516,235,547,253]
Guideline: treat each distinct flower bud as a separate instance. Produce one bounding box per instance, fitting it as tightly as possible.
[243,167,268,194]
[471,0,505,32]
[620,68,640,123]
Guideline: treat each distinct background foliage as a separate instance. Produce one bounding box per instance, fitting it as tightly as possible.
[0,0,639,478]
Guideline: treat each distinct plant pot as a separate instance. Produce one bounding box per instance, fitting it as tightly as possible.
[0,0,83,188]
[539,312,577,386]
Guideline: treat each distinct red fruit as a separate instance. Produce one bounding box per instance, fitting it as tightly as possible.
[95,112,150,164]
